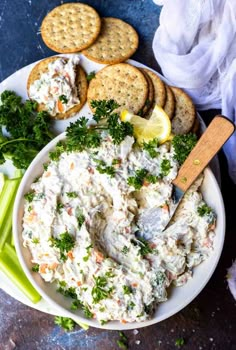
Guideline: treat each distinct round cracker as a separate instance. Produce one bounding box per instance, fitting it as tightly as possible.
[87,63,148,115]
[82,17,139,64]
[138,68,154,116]
[27,56,88,120]
[191,117,200,134]
[164,84,175,120]
[170,86,196,135]
[41,3,101,53]
[142,69,166,108]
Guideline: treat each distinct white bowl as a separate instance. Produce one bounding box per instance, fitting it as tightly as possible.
[13,133,225,330]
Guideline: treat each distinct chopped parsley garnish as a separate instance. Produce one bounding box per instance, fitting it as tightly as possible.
[121,245,129,254]
[128,301,136,310]
[54,316,75,331]
[143,138,159,158]
[123,285,132,295]
[117,332,129,350]
[76,209,85,229]
[24,191,35,202]
[175,337,185,347]
[197,203,213,217]
[32,237,39,244]
[95,159,116,177]
[91,275,113,303]
[86,71,96,82]
[57,284,77,299]
[51,232,75,261]
[43,162,49,171]
[100,320,108,325]
[160,158,172,177]
[66,191,77,198]
[105,271,115,278]
[112,158,120,165]
[49,141,66,161]
[83,244,93,262]
[132,237,153,256]
[83,305,93,319]
[65,100,133,153]
[56,202,64,214]
[127,168,159,190]
[127,169,148,190]
[28,205,32,212]
[146,174,159,184]
[155,271,166,286]
[32,264,39,272]
[172,133,197,165]
[59,95,68,104]
[70,300,83,310]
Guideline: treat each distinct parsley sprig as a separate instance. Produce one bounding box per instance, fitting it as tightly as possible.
[143,138,159,158]
[65,100,133,153]
[127,169,159,190]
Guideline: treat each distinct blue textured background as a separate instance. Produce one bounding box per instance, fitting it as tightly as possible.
[1,1,236,350]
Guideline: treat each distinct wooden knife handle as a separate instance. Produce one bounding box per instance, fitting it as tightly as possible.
[173,115,235,192]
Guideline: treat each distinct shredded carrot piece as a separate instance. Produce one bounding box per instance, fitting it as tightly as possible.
[39,263,48,273]
[67,251,74,260]
[57,99,64,113]
[94,250,104,263]
[131,282,138,287]
[77,281,82,286]
[70,162,75,170]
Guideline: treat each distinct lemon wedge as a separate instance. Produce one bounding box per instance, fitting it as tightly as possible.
[120,105,171,144]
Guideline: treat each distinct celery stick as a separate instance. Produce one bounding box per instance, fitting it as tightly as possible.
[11,234,14,247]
[13,169,23,178]
[0,173,5,194]
[0,177,21,251]
[0,243,41,303]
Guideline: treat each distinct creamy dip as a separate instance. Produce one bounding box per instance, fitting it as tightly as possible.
[22,135,216,324]
[29,56,80,116]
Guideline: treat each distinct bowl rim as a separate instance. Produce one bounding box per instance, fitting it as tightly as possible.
[13,133,225,330]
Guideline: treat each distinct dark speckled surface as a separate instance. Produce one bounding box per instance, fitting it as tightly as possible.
[1,1,236,349]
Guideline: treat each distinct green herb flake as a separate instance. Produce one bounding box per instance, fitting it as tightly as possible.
[24,191,35,202]
[66,191,77,198]
[160,158,172,177]
[121,245,129,254]
[131,237,153,256]
[127,168,148,190]
[49,141,66,161]
[95,159,116,177]
[77,210,85,229]
[32,237,39,244]
[197,203,213,217]
[91,275,113,303]
[54,316,75,332]
[59,95,68,104]
[56,202,64,214]
[32,264,39,272]
[83,305,93,319]
[86,71,96,82]
[123,285,132,295]
[70,300,83,310]
[51,232,75,262]
[117,332,129,350]
[143,138,159,158]
[100,320,108,325]
[175,337,185,347]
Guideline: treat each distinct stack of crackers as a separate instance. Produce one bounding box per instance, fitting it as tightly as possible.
[28,2,198,135]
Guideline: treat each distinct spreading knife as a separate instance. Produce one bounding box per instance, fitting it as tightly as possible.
[138,115,235,238]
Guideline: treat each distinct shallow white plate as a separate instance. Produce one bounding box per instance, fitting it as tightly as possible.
[1,54,223,327]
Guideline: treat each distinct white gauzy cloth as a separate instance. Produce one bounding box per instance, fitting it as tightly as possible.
[152,0,236,183]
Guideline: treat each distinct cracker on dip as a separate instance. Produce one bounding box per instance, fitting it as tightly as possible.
[82,17,139,64]
[41,3,101,53]
[87,63,148,115]
[27,56,87,120]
